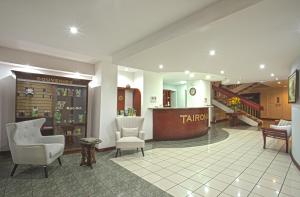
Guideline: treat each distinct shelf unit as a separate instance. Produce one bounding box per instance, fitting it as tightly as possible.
[14,71,90,152]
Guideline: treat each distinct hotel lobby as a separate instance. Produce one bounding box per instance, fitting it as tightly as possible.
[1,0,300,197]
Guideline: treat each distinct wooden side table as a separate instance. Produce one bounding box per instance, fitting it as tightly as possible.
[79,138,102,169]
[226,112,243,127]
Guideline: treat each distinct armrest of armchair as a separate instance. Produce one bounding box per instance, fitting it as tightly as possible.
[38,135,65,144]
[116,131,121,141]
[15,144,48,165]
[139,131,145,140]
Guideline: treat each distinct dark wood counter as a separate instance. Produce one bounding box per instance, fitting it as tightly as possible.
[153,107,209,141]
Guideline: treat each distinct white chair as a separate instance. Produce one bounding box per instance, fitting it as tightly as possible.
[6,118,65,178]
[115,117,145,157]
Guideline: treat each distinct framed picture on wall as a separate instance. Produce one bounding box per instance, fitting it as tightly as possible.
[288,70,299,103]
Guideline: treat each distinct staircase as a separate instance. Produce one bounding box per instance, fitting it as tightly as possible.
[212,85,263,126]
[225,82,260,94]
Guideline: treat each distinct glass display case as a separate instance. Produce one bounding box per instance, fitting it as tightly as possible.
[14,71,90,152]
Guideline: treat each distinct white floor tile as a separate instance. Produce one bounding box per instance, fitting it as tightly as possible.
[194,185,221,197]
[223,185,250,197]
[154,178,177,191]
[205,179,229,191]
[167,173,188,184]
[180,179,203,191]
[167,185,193,197]
[252,185,280,197]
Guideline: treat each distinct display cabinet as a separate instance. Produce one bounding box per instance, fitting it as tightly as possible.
[14,71,90,152]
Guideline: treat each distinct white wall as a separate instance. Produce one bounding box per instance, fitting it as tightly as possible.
[117,70,134,87]
[93,61,118,149]
[291,57,300,164]
[0,74,15,151]
[142,71,163,140]
[176,84,187,108]
[186,80,211,107]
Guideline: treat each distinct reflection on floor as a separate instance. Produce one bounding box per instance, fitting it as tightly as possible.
[0,122,299,197]
[112,127,300,197]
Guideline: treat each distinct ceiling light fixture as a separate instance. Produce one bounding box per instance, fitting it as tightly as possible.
[159,64,164,69]
[270,73,275,77]
[209,50,216,56]
[69,26,79,34]
[220,70,225,74]
[260,64,265,69]
[206,75,211,79]
[189,73,195,78]
[184,70,190,75]
[125,68,129,71]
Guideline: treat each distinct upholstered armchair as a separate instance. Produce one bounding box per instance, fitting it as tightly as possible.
[262,119,292,153]
[6,118,65,178]
[115,117,145,157]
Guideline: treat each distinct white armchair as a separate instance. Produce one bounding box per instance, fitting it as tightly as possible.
[6,118,65,178]
[115,117,145,157]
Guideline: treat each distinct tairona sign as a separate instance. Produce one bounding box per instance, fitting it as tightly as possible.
[180,113,208,124]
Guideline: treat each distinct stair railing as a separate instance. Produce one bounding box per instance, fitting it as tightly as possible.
[212,85,263,119]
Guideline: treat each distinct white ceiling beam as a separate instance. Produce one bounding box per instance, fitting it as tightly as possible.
[112,0,263,62]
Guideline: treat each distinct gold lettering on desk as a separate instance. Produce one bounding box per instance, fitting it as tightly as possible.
[180,113,208,124]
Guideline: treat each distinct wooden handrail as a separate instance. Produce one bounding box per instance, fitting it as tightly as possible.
[212,85,263,111]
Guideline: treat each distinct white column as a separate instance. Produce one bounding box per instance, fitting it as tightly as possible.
[92,59,118,149]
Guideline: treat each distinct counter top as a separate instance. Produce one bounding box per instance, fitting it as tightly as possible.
[149,106,213,109]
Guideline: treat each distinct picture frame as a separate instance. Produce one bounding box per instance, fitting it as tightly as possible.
[288,70,299,103]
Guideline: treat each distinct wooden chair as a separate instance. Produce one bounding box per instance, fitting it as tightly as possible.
[261,120,291,153]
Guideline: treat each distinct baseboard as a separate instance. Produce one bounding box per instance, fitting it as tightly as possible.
[291,151,300,171]
[211,119,228,124]
[95,146,115,152]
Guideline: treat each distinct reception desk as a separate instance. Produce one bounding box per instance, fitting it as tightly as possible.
[153,107,209,141]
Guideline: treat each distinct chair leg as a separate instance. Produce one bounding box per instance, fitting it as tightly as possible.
[286,139,289,153]
[58,157,62,166]
[43,166,48,178]
[263,135,266,149]
[10,164,18,176]
[141,148,144,157]
[115,149,119,158]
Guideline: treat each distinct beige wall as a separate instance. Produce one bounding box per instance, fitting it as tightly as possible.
[0,46,94,75]
[243,87,291,120]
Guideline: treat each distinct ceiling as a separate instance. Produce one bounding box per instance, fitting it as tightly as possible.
[118,0,300,83]
[0,0,217,62]
[0,0,299,84]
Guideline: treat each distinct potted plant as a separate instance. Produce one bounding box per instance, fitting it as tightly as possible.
[228,96,241,112]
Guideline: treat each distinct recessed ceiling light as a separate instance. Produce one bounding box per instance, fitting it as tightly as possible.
[220,70,225,74]
[259,64,265,69]
[189,73,195,78]
[237,80,241,84]
[270,73,275,77]
[209,50,216,56]
[125,68,129,71]
[159,64,164,69]
[69,26,78,34]
[184,70,190,75]
[206,75,211,79]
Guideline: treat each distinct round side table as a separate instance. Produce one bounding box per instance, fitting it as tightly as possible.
[79,138,102,169]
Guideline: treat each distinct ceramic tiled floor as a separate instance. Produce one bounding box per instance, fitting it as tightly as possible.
[112,127,300,197]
